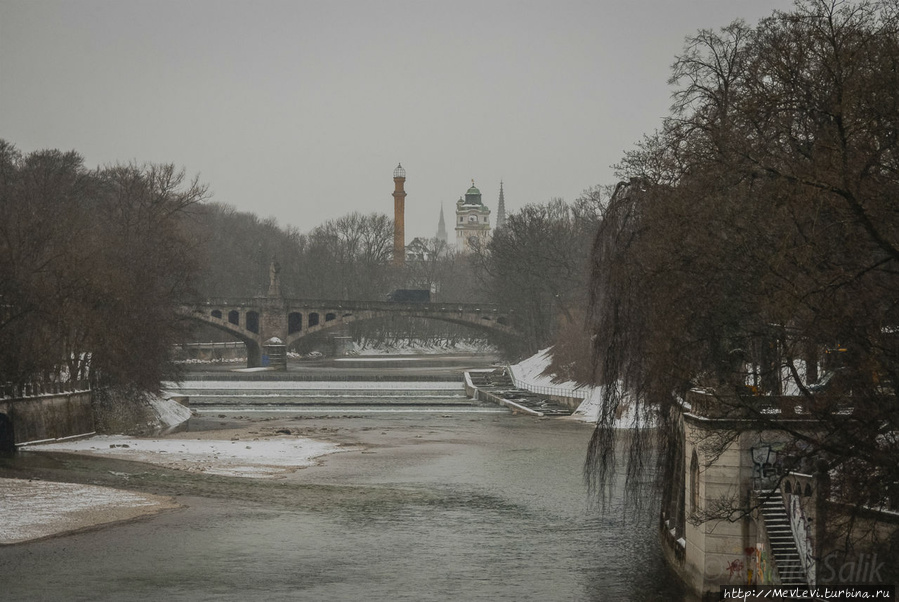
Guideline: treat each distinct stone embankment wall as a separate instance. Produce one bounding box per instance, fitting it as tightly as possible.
[0,391,95,447]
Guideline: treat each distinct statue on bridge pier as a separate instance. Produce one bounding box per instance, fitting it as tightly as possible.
[268,258,282,298]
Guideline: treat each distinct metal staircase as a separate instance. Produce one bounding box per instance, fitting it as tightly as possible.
[759,489,807,586]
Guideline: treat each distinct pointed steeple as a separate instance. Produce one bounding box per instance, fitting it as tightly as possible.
[496,180,507,229]
[436,203,447,243]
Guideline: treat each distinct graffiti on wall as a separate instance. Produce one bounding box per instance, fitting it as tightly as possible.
[790,493,816,584]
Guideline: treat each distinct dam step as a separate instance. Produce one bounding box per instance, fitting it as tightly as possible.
[466,369,573,417]
[163,380,469,406]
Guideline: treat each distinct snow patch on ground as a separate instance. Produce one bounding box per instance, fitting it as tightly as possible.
[177,357,243,364]
[351,339,495,356]
[509,348,583,391]
[0,479,176,544]
[29,434,346,478]
[150,397,192,428]
[571,387,641,426]
[509,348,640,426]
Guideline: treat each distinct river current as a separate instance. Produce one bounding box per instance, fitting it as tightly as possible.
[1,403,688,601]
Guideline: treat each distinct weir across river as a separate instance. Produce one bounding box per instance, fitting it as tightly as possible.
[163,356,577,418]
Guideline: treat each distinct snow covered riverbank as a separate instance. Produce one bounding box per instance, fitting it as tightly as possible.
[1,397,347,545]
[2,427,347,544]
[26,433,346,478]
[0,479,178,545]
[509,348,635,426]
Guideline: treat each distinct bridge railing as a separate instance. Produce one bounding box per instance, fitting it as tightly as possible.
[185,298,263,308]
[283,300,509,314]
[508,371,590,400]
[183,297,510,315]
[0,379,92,400]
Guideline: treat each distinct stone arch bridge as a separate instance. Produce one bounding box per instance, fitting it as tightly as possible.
[178,296,519,367]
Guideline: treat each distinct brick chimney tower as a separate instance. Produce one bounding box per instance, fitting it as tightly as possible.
[393,163,407,266]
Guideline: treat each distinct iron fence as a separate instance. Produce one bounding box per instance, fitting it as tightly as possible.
[0,379,92,400]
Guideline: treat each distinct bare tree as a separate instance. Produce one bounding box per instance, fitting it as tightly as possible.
[0,143,207,390]
[586,1,899,569]
[302,212,394,300]
[473,196,602,356]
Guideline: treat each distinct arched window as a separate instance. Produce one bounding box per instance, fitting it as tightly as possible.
[308,313,319,327]
[228,310,240,325]
[288,312,302,334]
[211,310,222,319]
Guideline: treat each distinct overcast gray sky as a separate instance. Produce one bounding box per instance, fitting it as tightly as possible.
[1,0,788,240]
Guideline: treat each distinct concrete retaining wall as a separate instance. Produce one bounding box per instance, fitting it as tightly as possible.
[0,391,95,446]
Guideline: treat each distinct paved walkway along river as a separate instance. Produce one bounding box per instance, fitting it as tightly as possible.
[0,356,690,601]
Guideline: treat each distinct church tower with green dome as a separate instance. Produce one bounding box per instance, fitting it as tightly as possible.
[455,180,492,253]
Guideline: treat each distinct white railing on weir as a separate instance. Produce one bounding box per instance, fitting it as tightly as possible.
[507,369,590,400]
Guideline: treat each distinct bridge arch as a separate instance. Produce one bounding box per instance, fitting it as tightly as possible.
[177,306,263,366]
[283,307,522,349]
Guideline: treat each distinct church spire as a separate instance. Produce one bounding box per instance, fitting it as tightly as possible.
[436,203,447,243]
[496,180,507,229]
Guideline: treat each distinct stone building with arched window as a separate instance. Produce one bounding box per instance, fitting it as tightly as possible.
[454,181,491,253]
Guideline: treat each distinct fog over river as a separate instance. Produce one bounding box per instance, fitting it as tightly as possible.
[1,396,688,600]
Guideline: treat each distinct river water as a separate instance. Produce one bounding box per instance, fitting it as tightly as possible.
[1,403,688,601]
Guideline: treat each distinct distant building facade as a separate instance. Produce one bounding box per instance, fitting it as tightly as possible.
[455,181,491,253]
